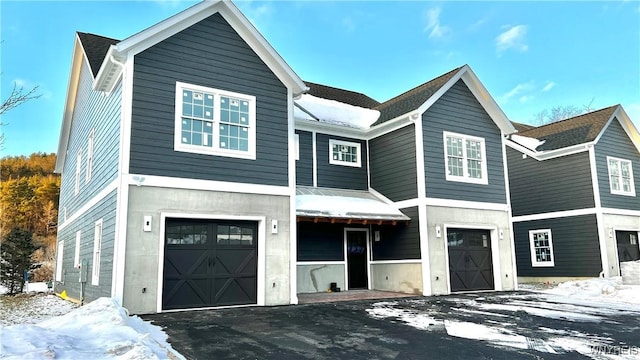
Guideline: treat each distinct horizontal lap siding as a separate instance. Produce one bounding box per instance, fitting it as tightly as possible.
[55,189,117,300]
[316,134,368,190]
[296,130,313,186]
[297,223,361,261]
[371,207,420,260]
[370,125,418,202]
[513,215,601,277]
[595,119,640,210]
[129,13,289,186]
[58,61,121,223]
[507,148,595,216]
[423,80,507,204]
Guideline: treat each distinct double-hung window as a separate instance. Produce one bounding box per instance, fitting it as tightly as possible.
[75,150,82,195]
[529,229,555,267]
[92,219,103,285]
[55,240,64,281]
[74,231,81,268]
[607,156,635,196]
[329,139,361,167]
[86,129,94,183]
[443,131,488,185]
[174,82,256,159]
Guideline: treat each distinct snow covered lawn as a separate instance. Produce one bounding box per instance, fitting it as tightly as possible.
[0,288,183,359]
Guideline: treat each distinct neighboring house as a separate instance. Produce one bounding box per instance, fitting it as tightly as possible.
[54,0,519,314]
[293,65,518,297]
[506,106,640,282]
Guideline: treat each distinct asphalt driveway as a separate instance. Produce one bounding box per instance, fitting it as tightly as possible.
[145,291,640,359]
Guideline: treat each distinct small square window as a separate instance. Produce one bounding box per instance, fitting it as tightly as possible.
[329,139,361,167]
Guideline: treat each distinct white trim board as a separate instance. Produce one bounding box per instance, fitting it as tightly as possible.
[511,208,598,222]
[58,180,119,231]
[127,174,291,196]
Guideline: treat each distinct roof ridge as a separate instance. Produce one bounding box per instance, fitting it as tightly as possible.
[374,66,463,110]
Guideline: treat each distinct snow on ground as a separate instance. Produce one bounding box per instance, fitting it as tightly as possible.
[0,292,183,359]
[367,277,640,359]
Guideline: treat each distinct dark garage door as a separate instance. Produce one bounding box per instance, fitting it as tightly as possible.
[447,228,494,292]
[163,218,258,310]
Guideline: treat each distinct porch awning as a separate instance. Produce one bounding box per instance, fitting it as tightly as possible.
[296,186,411,225]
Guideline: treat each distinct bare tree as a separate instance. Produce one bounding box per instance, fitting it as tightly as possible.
[0,83,41,147]
[532,98,596,125]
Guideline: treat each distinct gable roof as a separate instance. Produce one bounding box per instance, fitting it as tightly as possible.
[76,32,119,77]
[305,81,380,108]
[373,67,462,125]
[511,121,536,132]
[516,106,618,151]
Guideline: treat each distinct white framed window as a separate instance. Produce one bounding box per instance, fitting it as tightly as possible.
[92,219,103,285]
[607,156,635,196]
[86,129,94,183]
[74,231,81,268]
[529,229,555,267]
[174,82,256,159]
[329,139,361,167]
[75,150,82,195]
[295,134,300,161]
[55,240,64,281]
[443,131,488,185]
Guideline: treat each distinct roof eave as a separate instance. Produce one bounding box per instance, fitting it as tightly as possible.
[593,105,640,154]
[295,117,368,138]
[113,0,305,94]
[93,46,125,93]
[506,139,593,161]
[55,36,85,173]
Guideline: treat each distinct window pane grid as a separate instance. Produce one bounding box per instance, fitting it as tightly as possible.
[445,134,484,181]
[608,158,634,195]
[219,96,250,152]
[530,230,553,265]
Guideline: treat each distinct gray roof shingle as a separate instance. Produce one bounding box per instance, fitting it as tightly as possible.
[304,81,380,109]
[516,105,618,150]
[77,32,120,77]
[372,66,463,125]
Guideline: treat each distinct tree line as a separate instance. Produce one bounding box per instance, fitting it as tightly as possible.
[1,153,60,294]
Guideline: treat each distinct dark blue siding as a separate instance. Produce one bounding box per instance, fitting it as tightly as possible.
[316,133,368,190]
[507,147,595,216]
[513,215,601,277]
[58,61,120,224]
[595,119,640,210]
[297,222,360,261]
[296,130,313,186]
[370,125,418,202]
[54,189,117,301]
[423,80,507,204]
[371,207,420,260]
[129,13,289,186]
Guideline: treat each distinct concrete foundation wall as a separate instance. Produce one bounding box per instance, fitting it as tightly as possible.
[426,206,516,295]
[370,262,422,294]
[602,213,640,277]
[123,185,291,314]
[297,264,345,293]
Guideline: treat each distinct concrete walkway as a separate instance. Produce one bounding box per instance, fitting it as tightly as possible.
[297,290,415,304]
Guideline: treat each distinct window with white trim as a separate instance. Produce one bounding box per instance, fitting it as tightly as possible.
[443,131,488,185]
[55,240,64,281]
[86,129,94,183]
[92,219,103,285]
[75,150,82,195]
[329,139,361,167]
[174,82,256,159]
[74,231,81,268]
[607,156,635,196]
[295,134,300,161]
[529,229,555,267]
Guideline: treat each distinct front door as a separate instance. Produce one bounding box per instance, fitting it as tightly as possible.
[163,219,258,310]
[346,230,368,290]
[617,231,640,267]
[447,228,494,292]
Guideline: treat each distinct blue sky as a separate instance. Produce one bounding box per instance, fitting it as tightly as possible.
[1,0,639,157]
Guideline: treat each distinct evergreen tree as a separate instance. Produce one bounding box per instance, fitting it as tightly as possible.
[0,228,36,294]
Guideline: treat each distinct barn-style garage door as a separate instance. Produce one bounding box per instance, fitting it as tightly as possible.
[447,228,494,292]
[162,218,257,310]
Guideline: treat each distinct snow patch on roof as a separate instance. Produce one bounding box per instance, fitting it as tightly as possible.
[294,94,380,129]
[510,134,545,151]
[296,194,408,220]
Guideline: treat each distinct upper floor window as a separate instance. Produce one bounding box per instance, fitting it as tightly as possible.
[529,229,554,267]
[174,82,256,159]
[329,139,361,167]
[75,150,82,196]
[443,131,488,185]
[86,129,94,183]
[607,156,635,196]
